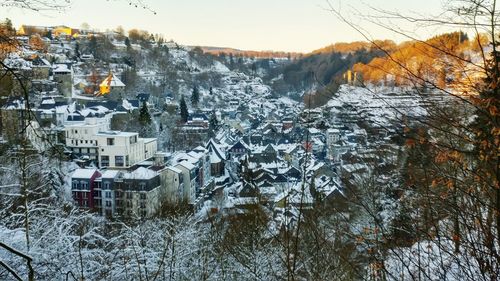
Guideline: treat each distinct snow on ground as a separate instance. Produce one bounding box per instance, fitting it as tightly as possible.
[325,85,429,125]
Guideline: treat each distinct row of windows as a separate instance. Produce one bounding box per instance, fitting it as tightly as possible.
[101,155,128,167]
[73,191,89,199]
[72,182,89,190]
[93,189,146,199]
[70,139,97,146]
[95,200,145,209]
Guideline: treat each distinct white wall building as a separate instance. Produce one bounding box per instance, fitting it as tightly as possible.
[64,115,157,168]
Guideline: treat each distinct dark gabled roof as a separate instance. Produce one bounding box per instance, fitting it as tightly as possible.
[189,113,209,121]
[127,99,140,108]
[285,167,301,179]
[263,144,276,154]
[104,100,119,110]
[255,172,275,184]
[274,174,289,183]
[85,101,101,108]
[31,56,50,67]
[137,93,150,102]
[115,105,128,112]
[230,140,249,151]
[67,113,85,121]
[239,183,259,198]
[250,134,262,145]
[259,180,274,188]
[277,138,291,145]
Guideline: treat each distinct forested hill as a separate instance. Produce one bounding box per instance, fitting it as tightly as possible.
[265,41,391,106]
[200,46,302,59]
[352,31,481,87]
[266,32,484,108]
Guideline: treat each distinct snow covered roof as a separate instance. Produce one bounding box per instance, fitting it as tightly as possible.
[101,170,120,179]
[72,168,98,179]
[53,63,71,73]
[207,138,226,161]
[167,166,183,174]
[176,161,196,170]
[100,73,125,87]
[124,167,157,180]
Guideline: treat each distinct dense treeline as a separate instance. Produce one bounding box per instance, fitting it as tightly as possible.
[352,32,477,87]
[311,40,397,55]
[201,47,301,59]
[268,47,385,103]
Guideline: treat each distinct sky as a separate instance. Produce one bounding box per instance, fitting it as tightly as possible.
[0,0,446,53]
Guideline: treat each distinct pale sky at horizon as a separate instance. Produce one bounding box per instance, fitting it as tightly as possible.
[0,0,447,52]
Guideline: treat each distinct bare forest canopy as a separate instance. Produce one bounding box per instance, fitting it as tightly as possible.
[352,31,483,87]
[276,31,486,108]
[200,46,302,59]
[310,40,398,55]
[0,0,154,12]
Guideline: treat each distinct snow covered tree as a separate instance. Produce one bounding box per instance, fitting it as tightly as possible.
[327,0,500,279]
[191,85,200,107]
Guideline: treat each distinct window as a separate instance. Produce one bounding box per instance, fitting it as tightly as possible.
[140,203,146,209]
[115,156,124,167]
[101,156,110,167]
[83,193,88,199]
[83,200,88,207]
[130,136,137,144]
[107,138,115,146]
[140,193,146,200]
[105,200,112,207]
[105,191,112,198]
[105,210,112,217]
[126,200,133,208]
[75,130,78,134]
[126,192,133,199]
[85,140,88,144]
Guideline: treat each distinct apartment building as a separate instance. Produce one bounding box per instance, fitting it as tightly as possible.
[64,115,157,168]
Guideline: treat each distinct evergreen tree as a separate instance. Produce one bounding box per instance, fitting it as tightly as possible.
[139,101,152,126]
[209,87,214,95]
[74,41,80,58]
[125,37,132,53]
[88,36,98,57]
[209,111,219,137]
[191,85,200,107]
[180,96,189,123]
